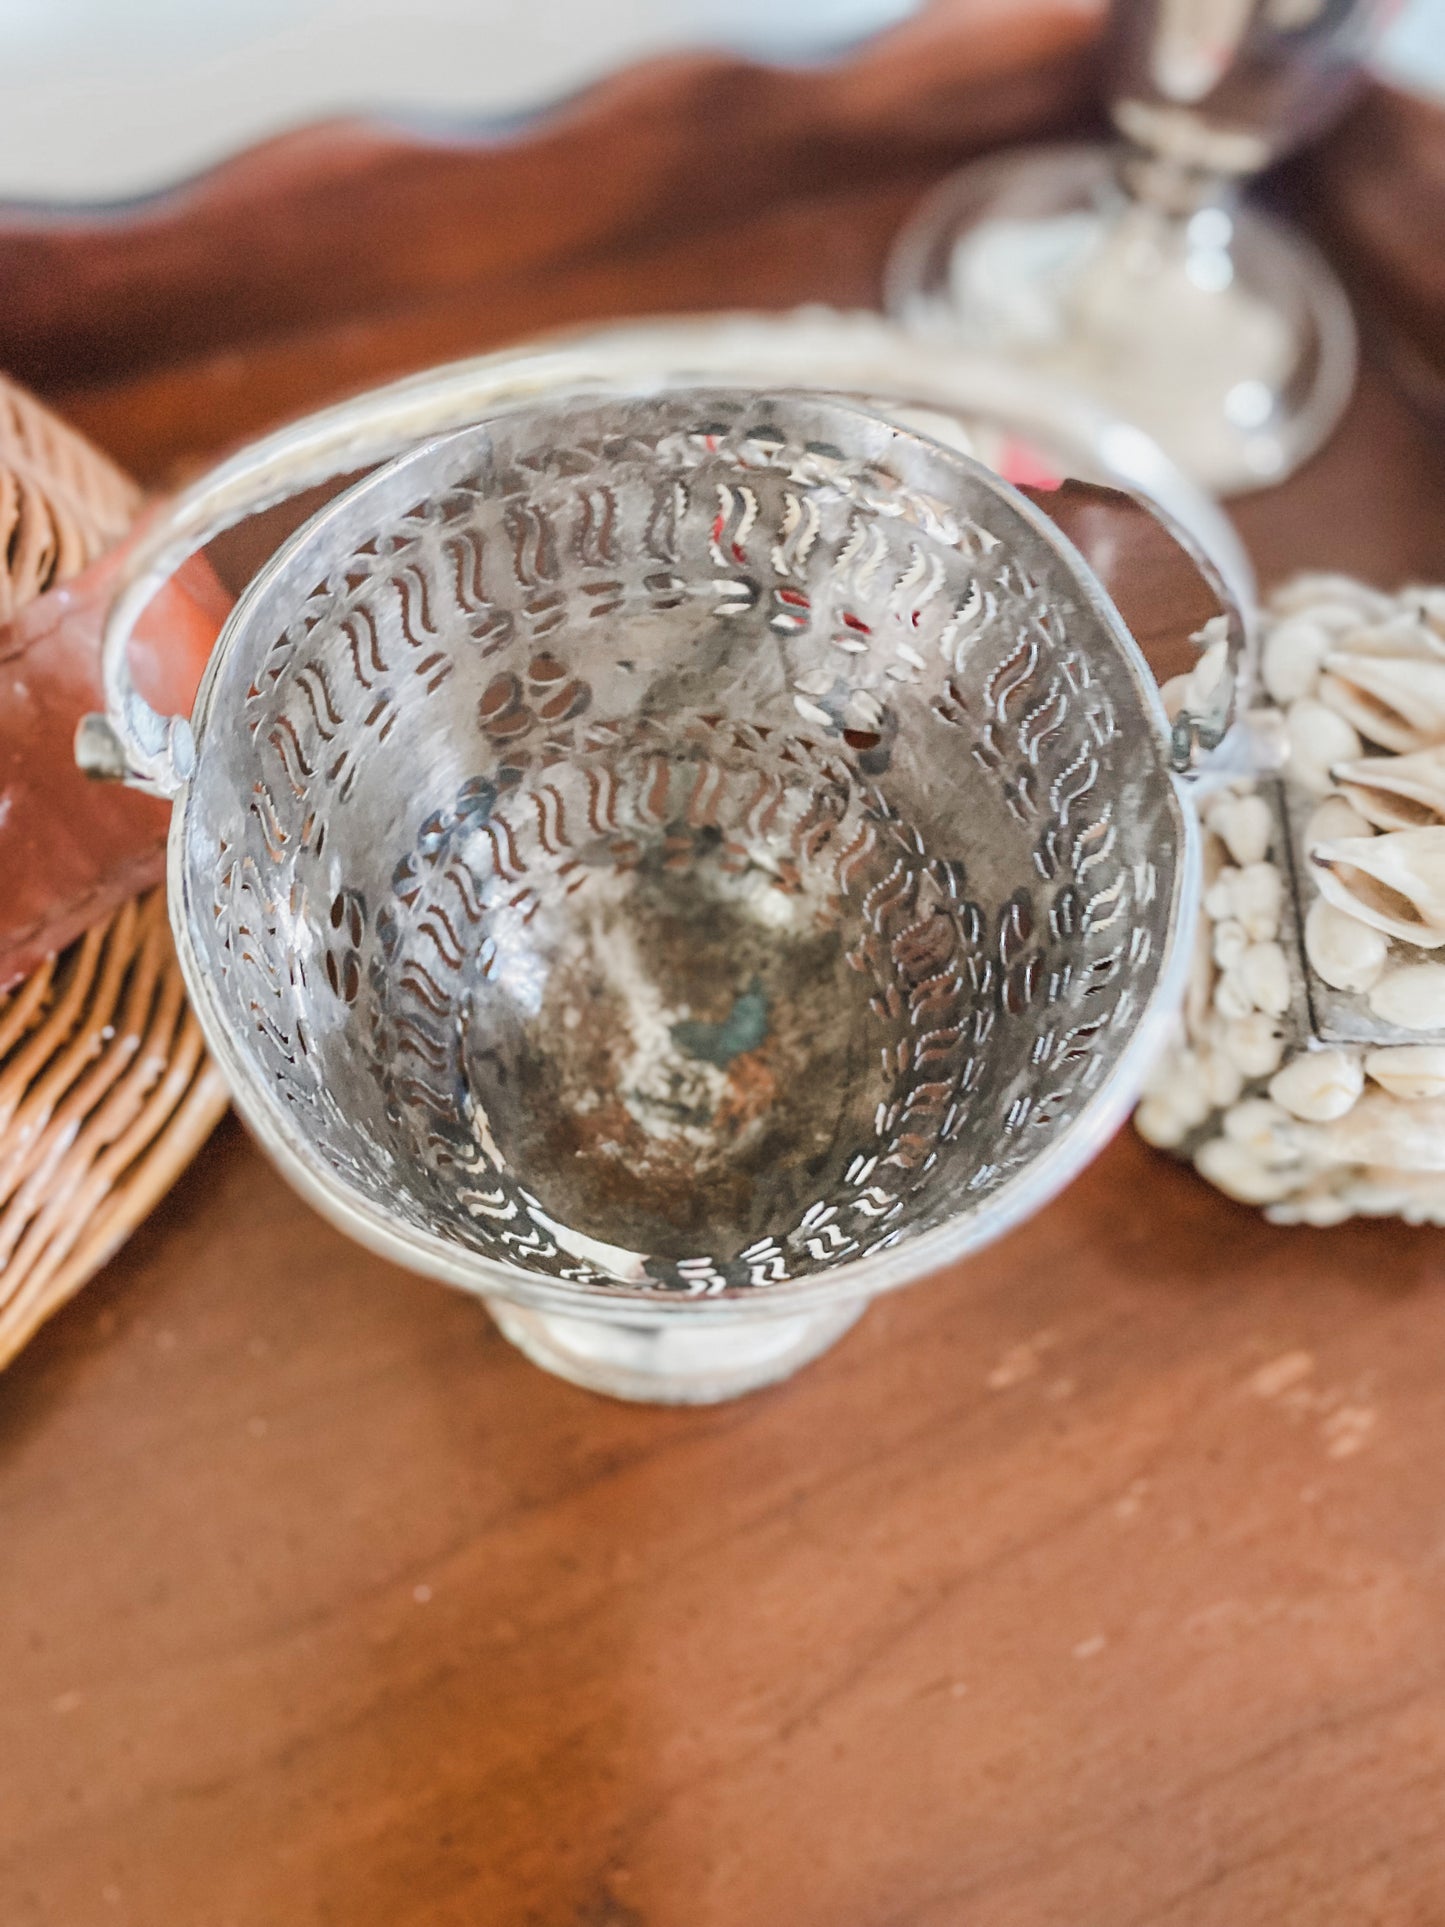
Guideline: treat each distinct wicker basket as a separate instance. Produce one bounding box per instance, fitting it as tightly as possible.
[0,375,228,1367]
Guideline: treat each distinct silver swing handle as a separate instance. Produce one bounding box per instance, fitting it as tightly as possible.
[1127,488,1264,783]
[78,312,1259,797]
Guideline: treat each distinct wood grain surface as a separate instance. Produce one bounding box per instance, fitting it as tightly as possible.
[5,20,1445,1927]
[1315,81,1445,414]
[0,0,1102,397]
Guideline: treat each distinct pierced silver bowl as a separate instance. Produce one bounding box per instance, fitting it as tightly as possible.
[84,373,1239,1400]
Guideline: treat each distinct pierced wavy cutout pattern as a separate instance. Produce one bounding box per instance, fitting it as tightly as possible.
[184,393,1174,1298]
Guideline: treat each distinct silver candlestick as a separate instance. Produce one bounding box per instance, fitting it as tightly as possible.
[887,0,1387,495]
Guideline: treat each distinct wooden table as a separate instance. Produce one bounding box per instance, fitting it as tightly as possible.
[5,25,1445,1924]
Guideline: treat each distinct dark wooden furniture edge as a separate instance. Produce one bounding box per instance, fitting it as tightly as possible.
[0,0,1103,393]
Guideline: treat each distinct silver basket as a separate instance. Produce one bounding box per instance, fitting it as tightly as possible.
[83,348,1249,1400]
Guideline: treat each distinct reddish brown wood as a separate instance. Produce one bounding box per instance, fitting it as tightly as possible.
[1311,83,1445,413]
[0,540,228,990]
[5,21,1445,1927]
[0,0,1102,395]
[50,176,944,487]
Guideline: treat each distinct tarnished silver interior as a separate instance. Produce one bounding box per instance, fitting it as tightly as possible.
[175,390,1185,1300]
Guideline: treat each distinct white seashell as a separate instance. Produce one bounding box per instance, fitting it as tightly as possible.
[1153,1053,1215,1133]
[1363,1187,1421,1218]
[1355,1167,1445,1216]
[1406,586,1445,639]
[1318,652,1445,753]
[1267,1048,1363,1122]
[1303,898,1388,993]
[1383,1172,1445,1226]
[1284,697,1363,795]
[1203,867,1239,923]
[1298,1092,1445,1172]
[1310,604,1404,639]
[1139,1027,1186,1100]
[1159,671,1191,724]
[1367,962,1445,1032]
[1194,1135,1301,1205]
[1161,630,1228,730]
[1185,922,1215,1037]
[1191,628,1229,699]
[1333,746,1445,832]
[1221,1013,1285,1079]
[1266,1184,1356,1228]
[1194,928,1217,1048]
[1304,797,1373,850]
[1262,616,1331,705]
[1329,613,1445,660]
[1210,791,1273,867]
[1214,965,1255,1021]
[1212,917,1248,970]
[1364,1045,1445,1101]
[1135,1094,1191,1149]
[1318,1173,1417,1217]
[1199,785,1243,834]
[1221,1097,1296,1160]
[1203,1048,1244,1110]
[1311,827,1445,948]
[1268,574,1395,624]
[1162,553,1445,1224]
[1237,941,1291,1016]
[1230,861,1283,942]
[1200,824,1230,891]
[1201,782,1243,820]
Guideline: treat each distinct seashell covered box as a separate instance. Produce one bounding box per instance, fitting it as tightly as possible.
[1136,573,1445,1226]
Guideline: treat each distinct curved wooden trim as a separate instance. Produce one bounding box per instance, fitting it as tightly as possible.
[0,0,1102,391]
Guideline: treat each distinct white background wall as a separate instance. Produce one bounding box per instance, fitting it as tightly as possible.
[0,0,1438,204]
